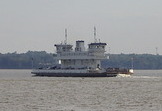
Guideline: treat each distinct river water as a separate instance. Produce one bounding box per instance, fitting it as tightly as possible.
[0,69,162,111]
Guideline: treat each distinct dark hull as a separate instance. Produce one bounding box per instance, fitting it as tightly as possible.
[32,72,118,77]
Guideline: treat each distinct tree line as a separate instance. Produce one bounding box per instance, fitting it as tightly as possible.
[102,54,162,69]
[0,51,162,69]
[0,51,55,69]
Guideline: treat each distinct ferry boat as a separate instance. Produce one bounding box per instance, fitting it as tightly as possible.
[31,29,133,77]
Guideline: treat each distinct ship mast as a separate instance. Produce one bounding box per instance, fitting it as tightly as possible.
[94,26,97,43]
[65,28,67,44]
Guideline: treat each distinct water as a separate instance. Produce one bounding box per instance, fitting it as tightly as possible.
[0,70,162,111]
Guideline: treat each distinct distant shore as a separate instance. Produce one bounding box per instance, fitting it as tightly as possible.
[0,51,162,69]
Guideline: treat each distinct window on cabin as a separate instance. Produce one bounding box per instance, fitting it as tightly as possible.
[96,46,99,48]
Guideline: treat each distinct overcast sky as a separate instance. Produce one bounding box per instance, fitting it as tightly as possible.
[0,0,162,54]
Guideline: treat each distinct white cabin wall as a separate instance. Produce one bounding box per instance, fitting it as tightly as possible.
[75,41,85,52]
[61,59,100,69]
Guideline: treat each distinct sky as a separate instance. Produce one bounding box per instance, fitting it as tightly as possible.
[0,0,162,54]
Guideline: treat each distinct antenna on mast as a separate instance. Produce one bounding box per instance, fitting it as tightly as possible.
[65,28,67,44]
[94,26,97,42]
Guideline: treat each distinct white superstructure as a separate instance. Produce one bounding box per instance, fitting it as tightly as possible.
[54,40,107,70]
